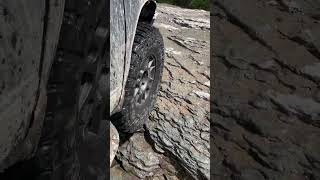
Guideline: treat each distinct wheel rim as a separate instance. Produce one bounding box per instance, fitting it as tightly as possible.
[134,55,156,106]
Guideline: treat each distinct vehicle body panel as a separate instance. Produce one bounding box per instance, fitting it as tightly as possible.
[0,0,65,171]
[110,0,126,113]
[110,0,156,114]
[0,0,156,170]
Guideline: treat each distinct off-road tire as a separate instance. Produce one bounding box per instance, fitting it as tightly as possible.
[21,1,108,180]
[113,22,164,134]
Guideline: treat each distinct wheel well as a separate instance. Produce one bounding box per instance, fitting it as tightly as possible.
[138,1,156,23]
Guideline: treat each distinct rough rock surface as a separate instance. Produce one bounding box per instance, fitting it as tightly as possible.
[111,4,210,180]
[148,4,211,180]
[114,133,180,180]
[110,122,119,166]
[211,0,320,179]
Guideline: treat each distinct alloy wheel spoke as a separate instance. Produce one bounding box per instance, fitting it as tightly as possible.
[148,59,154,68]
[134,87,139,97]
[143,90,148,100]
[149,66,156,80]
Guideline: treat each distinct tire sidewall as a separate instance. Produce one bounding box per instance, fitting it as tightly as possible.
[120,23,164,133]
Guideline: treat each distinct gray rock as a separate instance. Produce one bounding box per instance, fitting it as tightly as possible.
[302,63,320,82]
[314,91,320,102]
[147,113,210,179]
[110,122,119,166]
[268,91,320,126]
[172,18,210,30]
[145,4,211,180]
[110,164,139,180]
[116,133,163,179]
[192,90,210,101]
[156,5,210,30]
[167,36,207,54]
[211,0,320,179]
[115,133,181,179]
[235,169,266,180]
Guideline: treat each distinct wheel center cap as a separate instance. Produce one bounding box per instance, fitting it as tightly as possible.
[134,56,156,106]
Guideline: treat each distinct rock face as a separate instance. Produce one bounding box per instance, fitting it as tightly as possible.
[110,122,119,166]
[117,133,163,178]
[211,0,320,179]
[148,4,211,180]
[115,133,180,180]
[111,4,210,180]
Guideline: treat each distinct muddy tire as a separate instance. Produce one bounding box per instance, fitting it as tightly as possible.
[113,22,164,134]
